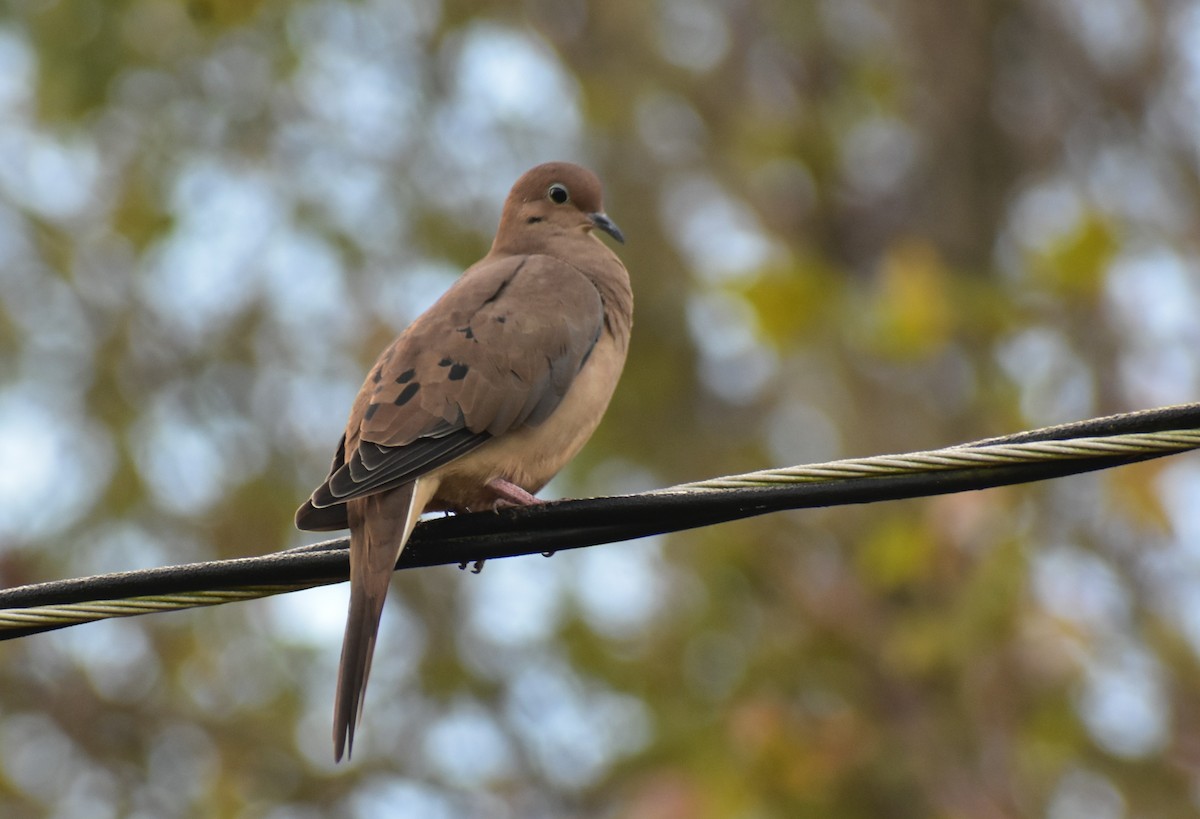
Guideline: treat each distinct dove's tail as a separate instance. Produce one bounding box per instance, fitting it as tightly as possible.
[334,478,435,761]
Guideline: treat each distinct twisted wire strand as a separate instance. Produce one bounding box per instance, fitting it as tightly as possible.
[0,587,317,629]
[667,430,1200,490]
[3,421,1198,636]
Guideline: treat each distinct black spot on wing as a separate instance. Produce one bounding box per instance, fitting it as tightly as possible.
[396,368,415,384]
[448,363,469,381]
[457,325,476,340]
[364,403,380,421]
[394,382,420,406]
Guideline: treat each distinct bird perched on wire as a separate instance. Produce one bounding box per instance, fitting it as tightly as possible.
[296,162,633,761]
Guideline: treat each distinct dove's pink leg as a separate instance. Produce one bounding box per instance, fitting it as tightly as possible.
[487,477,541,507]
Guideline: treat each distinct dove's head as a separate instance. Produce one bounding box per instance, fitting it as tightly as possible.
[494,162,624,253]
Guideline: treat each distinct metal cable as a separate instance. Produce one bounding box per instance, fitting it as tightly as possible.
[2,410,1198,638]
[0,587,315,628]
[666,430,1200,490]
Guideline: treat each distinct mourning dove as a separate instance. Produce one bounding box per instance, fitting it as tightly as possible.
[296,162,633,761]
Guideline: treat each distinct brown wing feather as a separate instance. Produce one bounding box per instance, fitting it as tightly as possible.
[300,253,605,514]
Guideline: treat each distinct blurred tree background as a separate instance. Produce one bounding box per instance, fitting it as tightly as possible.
[1,0,1199,816]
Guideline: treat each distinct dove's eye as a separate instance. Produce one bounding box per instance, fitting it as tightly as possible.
[547,184,569,204]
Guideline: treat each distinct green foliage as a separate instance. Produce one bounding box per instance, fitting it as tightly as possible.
[1,0,1198,816]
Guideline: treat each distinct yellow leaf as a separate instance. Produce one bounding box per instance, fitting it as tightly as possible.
[866,238,953,358]
[1030,214,1116,299]
[855,511,938,590]
[739,255,839,346]
[1105,460,1173,534]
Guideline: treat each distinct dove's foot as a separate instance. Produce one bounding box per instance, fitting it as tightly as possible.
[487,478,540,508]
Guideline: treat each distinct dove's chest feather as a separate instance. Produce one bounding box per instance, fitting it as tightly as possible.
[427,325,628,512]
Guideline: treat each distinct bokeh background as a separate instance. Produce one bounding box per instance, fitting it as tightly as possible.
[1,0,1200,816]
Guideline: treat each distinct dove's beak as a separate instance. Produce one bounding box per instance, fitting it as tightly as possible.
[589,212,625,244]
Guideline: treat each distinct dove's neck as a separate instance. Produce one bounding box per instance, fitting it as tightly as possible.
[489,230,633,347]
